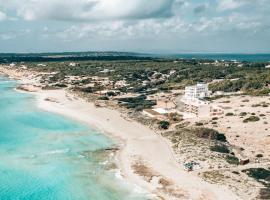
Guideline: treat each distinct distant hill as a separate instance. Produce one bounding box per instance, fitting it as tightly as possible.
[0,51,153,63]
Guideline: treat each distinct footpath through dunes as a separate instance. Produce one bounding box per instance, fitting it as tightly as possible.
[36,89,241,200]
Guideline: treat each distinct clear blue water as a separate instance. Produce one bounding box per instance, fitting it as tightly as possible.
[0,76,147,200]
[153,53,270,62]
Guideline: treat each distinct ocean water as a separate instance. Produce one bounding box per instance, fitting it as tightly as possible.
[0,75,147,200]
[154,53,270,62]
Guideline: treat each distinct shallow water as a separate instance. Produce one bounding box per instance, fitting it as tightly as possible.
[0,76,147,200]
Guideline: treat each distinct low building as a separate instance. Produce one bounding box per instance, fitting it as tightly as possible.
[37,63,47,67]
[69,62,78,67]
[182,98,210,117]
[265,65,270,69]
[9,63,16,67]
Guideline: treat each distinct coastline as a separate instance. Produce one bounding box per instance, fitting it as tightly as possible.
[0,67,241,200]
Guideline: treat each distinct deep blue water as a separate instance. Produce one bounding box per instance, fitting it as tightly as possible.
[153,53,270,62]
[0,76,147,200]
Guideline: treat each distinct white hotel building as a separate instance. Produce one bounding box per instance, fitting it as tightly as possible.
[184,83,210,101]
[180,83,223,117]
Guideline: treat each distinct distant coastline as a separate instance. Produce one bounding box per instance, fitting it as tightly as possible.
[1,51,270,63]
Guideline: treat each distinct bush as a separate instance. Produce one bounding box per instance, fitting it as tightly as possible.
[243,116,260,123]
[98,96,109,100]
[159,121,170,130]
[225,112,234,116]
[239,112,247,116]
[195,122,204,126]
[54,83,68,88]
[256,154,264,158]
[210,145,230,154]
[226,155,239,165]
[118,95,156,111]
[242,168,270,181]
[196,128,227,142]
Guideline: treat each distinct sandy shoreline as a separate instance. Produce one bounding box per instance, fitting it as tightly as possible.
[0,67,241,200]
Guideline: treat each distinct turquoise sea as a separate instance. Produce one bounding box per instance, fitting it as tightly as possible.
[154,53,270,62]
[0,75,147,200]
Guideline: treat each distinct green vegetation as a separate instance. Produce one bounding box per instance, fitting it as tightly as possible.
[242,168,270,199]
[239,112,247,116]
[226,155,239,165]
[159,121,170,130]
[210,145,230,154]
[243,116,260,123]
[195,122,204,126]
[195,128,227,142]
[21,57,270,96]
[117,95,156,111]
[98,96,109,100]
[242,168,270,183]
[225,112,234,116]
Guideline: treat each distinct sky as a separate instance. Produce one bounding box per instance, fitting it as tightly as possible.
[0,0,269,53]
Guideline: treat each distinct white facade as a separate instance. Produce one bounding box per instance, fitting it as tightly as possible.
[182,98,210,117]
[9,63,16,67]
[69,62,78,67]
[179,83,223,118]
[184,83,209,101]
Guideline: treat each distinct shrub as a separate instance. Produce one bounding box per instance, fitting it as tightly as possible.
[226,155,239,165]
[210,145,230,154]
[222,100,231,103]
[118,95,156,110]
[239,112,247,116]
[232,171,240,175]
[212,117,218,120]
[256,154,263,158]
[54,83,68,88]
[159,121,170,130]
[242,168,270,181]
[195,122,204,126]
[243,116,260,123]
[196,128,227,142]
[98,96,109,100]
[226,112,234,116]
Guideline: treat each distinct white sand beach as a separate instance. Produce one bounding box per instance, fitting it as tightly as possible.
[35,89,240,200]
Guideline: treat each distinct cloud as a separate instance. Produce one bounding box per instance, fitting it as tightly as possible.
[0,33,15,40]
[6,0,175,21]
[217,0,249,11]
[0,11,7,21]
